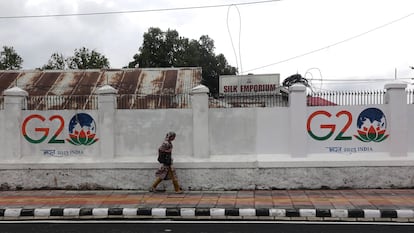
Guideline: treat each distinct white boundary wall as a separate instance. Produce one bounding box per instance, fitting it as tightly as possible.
[1,82,414,190]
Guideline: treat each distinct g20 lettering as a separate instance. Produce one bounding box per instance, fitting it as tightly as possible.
[307,110,352,141]
[307,108,389,143]
[22,114,65,144]
[22,113,99,146]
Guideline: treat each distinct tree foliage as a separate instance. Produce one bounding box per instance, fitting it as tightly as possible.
[0,46,23,70]
[128,27,237,95]
[42,53,66,70]
[67,47,110,69]
[42,47,110,70]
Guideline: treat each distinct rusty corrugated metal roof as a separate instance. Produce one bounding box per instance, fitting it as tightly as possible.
[0,68,202,109]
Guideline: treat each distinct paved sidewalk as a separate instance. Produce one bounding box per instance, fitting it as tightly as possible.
[1,189,414,222]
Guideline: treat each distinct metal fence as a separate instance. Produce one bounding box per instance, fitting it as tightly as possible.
[117,94,191,109]
[307,90,386,106]
[407,89,414,104]
[25,95,98,110]
[209,94,288,108]
[7,89,414,110]
[23,94,191,110]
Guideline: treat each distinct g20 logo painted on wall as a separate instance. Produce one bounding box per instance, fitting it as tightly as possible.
[22,113,99,146]
[307,107,389,142]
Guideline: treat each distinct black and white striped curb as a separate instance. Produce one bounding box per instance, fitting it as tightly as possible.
[1,208,414,221]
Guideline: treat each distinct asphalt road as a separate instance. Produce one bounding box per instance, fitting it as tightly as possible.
[1,221,414,233]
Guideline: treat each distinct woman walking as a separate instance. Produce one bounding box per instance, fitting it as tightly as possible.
[149,131,183,193]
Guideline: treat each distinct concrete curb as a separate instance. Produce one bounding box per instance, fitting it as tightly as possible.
[1,208,414,222]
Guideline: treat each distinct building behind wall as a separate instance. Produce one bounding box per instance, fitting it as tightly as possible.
[0,67,202,110]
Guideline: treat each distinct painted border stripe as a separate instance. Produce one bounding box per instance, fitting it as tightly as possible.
[180,208,195,217]
[108,208,123,215]
[1,207,414,220]
[397,209,414,218]
[348,209,364,218]
[50,208,64,216]
[286,209,300,217]
[364,209,381,218]
[4,209,21,217]
[63,208,80,216]
[330,209,348,218]
[137,208,152,216]
[79,208,93,216]
[166,208,180,216]
[316,209,331,217]
[92,208,108,217]
[299,209,316,217]
[210,208,225,216]
[256,208,270,216]
[20,209,34,217]
[239,208,256,216]
[152,208,166,217]
[380,209,397,218]
[225,208,239,216]
[122,208,138,216]
[269,208,286,217]
[34,208,51,217]
[195,208,210,216]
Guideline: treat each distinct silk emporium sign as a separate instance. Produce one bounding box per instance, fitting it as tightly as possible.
[219,74,280,95]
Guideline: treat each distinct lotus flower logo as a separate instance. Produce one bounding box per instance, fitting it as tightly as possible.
[354,108,388,142]
[355,125,388,142]
[67,129,98,145]
[66,113,99,146]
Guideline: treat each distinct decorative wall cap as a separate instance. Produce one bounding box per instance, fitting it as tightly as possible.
[191,85,209,94]
[3,86,28,96]
[384,81,407,90]
[289,83,307,92]
[96,85,118,95]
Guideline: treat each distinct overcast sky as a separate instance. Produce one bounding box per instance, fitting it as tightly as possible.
[0,0,413,90]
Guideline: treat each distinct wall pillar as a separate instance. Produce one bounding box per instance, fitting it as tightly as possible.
[191,85,210,158]
[96,85,117,159]
[384,82,407,157]
[3,87,28,159]
[289,84,307,157]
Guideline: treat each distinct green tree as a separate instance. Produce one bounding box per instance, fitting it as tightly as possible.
[41,48,110,70]
[128,27,237,95]
[0,46,23,70]
[66,47,110,69]
[42,53,66,70]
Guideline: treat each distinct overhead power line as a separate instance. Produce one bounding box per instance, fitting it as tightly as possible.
[244,10,414,74]
[0,0,281,19]
[227,4,243,74]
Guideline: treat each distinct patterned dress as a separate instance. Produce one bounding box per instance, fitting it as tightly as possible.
[155,138,177,180]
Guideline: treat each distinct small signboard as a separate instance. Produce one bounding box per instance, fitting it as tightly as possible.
[219,74,280,95]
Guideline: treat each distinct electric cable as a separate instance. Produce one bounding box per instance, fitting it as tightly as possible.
[227,5,239,73]
[304,67,323,93]
[0,0,282,19]
[226,4,243,74]
[244,10,414,73]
